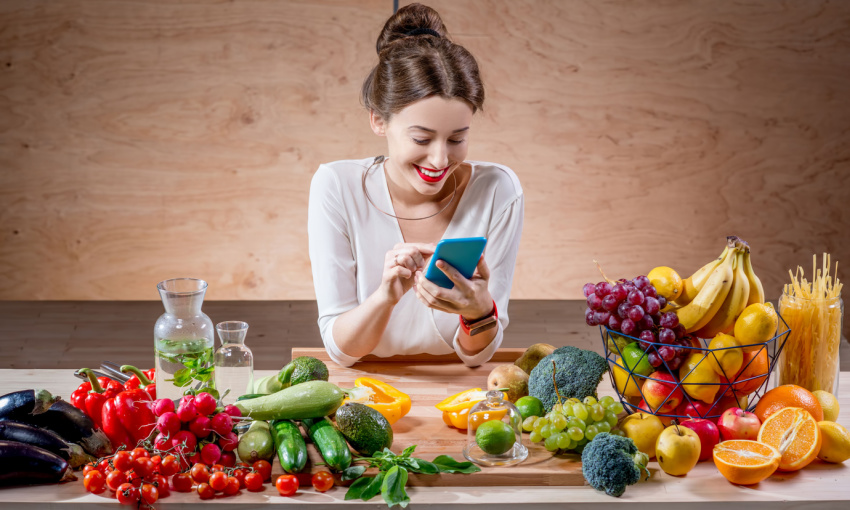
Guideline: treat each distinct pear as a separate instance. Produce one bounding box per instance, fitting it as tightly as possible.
[514,343,556,374]
[487,364,529,403]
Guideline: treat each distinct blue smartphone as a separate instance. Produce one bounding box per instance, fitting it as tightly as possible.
[424,237,488,289]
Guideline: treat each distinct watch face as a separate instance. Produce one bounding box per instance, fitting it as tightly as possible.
[469,316,498,336]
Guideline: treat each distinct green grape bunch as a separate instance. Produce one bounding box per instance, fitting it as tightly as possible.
[521,395,627,454]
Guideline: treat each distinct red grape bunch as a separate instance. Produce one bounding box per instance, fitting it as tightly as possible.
[584,276,693,371]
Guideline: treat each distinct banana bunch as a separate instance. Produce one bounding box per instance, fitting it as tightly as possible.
[672,236,765,336]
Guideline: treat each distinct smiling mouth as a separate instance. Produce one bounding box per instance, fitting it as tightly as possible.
[414,164,450,183]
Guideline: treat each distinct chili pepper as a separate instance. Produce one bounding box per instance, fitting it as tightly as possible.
[71,369,124,428]
[101,386,156,450]
[342,377,412,425]
[121,365,157,400]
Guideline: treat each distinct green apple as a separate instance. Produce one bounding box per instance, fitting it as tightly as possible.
[655,424,701,476]
[620,412,665,459]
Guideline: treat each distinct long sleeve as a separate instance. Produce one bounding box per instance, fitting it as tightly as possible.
[307,165,361,367]
[451,191,525,366]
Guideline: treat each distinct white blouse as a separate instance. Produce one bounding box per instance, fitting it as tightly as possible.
[307,157,524,367]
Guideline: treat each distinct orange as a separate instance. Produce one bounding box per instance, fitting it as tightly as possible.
[757,407,822,471]
[753,384,823,423]
[713,440,780,485]
[730,348,768,395]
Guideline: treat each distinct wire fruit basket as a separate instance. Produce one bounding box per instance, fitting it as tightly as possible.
[600,311,791,422]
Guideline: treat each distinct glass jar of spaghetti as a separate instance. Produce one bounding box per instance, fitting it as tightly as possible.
[777,255,843,395]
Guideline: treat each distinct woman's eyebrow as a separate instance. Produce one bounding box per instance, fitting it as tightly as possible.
[408,125,469,134]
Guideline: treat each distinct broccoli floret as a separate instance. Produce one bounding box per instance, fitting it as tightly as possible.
[528,346,608,412]
[277,356,329,387]
[581,433,650,497]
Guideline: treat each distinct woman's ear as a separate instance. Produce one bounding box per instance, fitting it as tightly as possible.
[369,110,387,136]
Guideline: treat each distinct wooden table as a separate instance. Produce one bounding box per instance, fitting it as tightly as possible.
[1,352,849,508]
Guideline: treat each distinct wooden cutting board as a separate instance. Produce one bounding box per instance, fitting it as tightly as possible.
[290,348,587,487]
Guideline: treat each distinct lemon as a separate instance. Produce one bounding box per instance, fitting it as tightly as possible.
[817,421,850,463]
[475,420,515,455]
[734,302,778,351]
[612,356,643,397]
[707,333,743,377]
[679,352,720,403]
[813,390,840,422]
[515,396,544,421]
[648,266,683,301]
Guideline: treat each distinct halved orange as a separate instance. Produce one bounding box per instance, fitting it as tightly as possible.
[713,440,780,485]
[757,407,822,471]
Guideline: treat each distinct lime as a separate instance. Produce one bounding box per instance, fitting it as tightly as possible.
[515,396,544,420]
[475,420,515,455]
[622,342,653,376]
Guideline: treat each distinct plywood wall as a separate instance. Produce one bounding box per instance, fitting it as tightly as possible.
[1,0,849,302]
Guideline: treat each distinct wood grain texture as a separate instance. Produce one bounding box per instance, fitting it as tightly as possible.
[1,1,849,305]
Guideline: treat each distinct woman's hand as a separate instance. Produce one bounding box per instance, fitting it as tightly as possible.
[413,256,494,320]
[380,242,436,305]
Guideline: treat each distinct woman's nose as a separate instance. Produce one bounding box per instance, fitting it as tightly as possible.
[429,144,449,170]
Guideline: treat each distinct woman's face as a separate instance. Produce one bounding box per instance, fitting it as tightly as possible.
[371,96,473,199]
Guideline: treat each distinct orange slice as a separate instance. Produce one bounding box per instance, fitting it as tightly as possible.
[713,440,780,485]
[757,407,822,471]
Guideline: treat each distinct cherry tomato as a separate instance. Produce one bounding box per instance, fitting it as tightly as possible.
[252,460,272,482]
[113,451,133,472]
[311,471,334,492]
[223,476,240,496]
[133,457,155,479]
[106,470,127,492]
[140,483,159,505]
[197,482,215,500]
[209,471,228,492]
[232,468,248,489]
[83,463,97,476]
[129,472,143,488]
[171,472,193,493]
[116,483,139,505]
[130,447,150,461]
[84,470,106,494]
[151,473,170,498]
[275,474,299,496]
[190,463,211,484]
[159,455,179,476]
[150,454,162,466]
[244,472,263,492]
[210,463,225,473]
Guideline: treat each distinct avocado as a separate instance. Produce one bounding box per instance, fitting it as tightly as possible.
[334,402,393,456]
[277,356,329,388]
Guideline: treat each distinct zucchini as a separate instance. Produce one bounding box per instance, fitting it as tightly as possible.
[236,394,266,402]
[270,420,306,474]
[234,381,344,421]
[237,420,275,463]
[253,375,283,395]
[301,417,351,472]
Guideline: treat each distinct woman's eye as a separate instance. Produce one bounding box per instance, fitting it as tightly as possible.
[448,139,465,145]
[412,138,429,145]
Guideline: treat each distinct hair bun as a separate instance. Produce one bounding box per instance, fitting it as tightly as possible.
[376,3,448,54]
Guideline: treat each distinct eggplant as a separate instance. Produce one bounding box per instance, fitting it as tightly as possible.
[0,421,93,468]
[0,440,75,485]
[0,390,112,457]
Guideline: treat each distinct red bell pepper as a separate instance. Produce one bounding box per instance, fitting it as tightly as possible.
[121,365,157,400]
[101,386,156,450]
[71,369,124,428]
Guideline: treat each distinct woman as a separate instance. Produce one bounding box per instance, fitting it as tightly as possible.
[308,3,523,367]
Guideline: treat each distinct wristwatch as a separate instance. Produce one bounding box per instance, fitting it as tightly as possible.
[459,300,498,336]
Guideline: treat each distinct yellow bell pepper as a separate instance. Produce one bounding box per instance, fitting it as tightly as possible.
[435,388,490,412]
[342,377,411,425]
[442,408,508,430]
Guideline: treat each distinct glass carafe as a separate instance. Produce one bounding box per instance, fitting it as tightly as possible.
[154,278,216,401]
[214,321,254,405]
[463,390,527,467]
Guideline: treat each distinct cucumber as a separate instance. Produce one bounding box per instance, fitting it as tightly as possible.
[236,420,274,463]
[253,375,283,395]
[234,381,345,421]
[302,417,351,472]
[270,420,306,474]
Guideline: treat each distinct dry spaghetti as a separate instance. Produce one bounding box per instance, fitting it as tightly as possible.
[778,253,843,393]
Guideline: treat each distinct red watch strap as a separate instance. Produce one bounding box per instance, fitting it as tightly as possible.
[459,300,498,335]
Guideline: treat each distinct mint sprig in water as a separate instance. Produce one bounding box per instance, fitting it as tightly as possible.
[343,446,480,508]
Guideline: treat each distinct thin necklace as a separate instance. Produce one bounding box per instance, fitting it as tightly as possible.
[362,156,458,221]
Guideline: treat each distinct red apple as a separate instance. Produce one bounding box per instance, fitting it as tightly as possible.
[642,371,684,411]
[679,418,720,461]
[676,399,714,421]
[717,407,761,441]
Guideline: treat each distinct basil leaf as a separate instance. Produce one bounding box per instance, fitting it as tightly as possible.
[400,445,416,458]
[432,455,481,474]
[381,447,396,458]
[361,471,385,501]
[408,458,439,475]
[401,457,420,470]
[344,476,372,500]
[170,368,192,387]
[341,465,366,481]
[381,465,410,508]
[182,357,200,370]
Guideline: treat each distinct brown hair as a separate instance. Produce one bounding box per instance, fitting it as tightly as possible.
[361,3,485,120]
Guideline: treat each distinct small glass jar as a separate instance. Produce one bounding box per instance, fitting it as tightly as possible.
[778,293,843,395]
[462,390,527,467]
[214,321,254,405]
